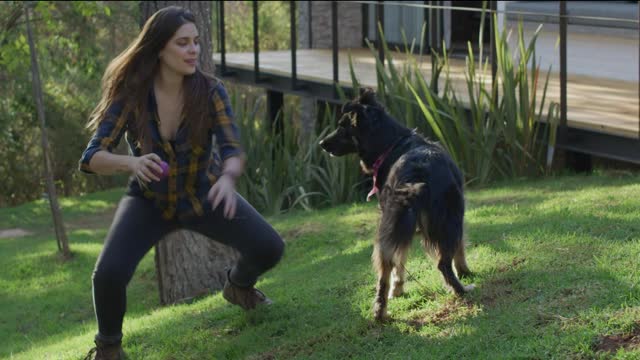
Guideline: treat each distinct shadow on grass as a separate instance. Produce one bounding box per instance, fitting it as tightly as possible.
[89,212,640,358]
[6,174,640,358]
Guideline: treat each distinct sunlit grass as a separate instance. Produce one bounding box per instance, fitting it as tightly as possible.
[3,173,640,359]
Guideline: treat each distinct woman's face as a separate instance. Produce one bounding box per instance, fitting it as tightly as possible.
[158,22,200,76]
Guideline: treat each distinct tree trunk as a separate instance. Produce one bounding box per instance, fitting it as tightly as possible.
[25,3,71,260]
[140,1,214,73]
[155,230,238,305]
[141,1,239,305]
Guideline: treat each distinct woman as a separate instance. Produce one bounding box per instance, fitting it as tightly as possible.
[79,6,284,359]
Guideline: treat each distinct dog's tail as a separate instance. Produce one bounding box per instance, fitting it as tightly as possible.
[376,183,425,263]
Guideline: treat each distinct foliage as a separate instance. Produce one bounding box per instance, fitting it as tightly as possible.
[3,173,640,358]
[0,1,139,206]
[2,0,558,213]
[351,5,559,186]
[213,1,292,52]
[1,1,299,209]
[230,89,365,215]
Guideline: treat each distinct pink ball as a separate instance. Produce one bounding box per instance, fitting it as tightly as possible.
[158,161,170,179]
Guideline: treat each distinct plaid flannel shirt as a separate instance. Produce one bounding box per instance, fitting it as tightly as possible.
[79,82,244,220]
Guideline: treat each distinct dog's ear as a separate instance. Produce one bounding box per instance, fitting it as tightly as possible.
[349,111,358,127]
[358,88,378,106]
[338,103,362,127]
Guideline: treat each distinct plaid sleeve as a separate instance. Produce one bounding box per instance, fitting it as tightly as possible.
[78,101,127,174]
[211,83,244,160]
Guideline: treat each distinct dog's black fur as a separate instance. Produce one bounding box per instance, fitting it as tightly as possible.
[319,88,473,321]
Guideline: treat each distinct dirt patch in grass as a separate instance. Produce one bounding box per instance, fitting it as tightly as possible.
[470,195,531,207]
[0,228,33,239]
[64,207,117,231]
[281,222,325,242]
[480,277,515,307]
[356,221,374,237]
[497,257,526,273]
[478,257,526,307]
[258,331,335,359]
[249,352,276,360]
[594,324,640,354]
[405,298,475,330]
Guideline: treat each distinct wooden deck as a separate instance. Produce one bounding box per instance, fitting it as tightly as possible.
[213,47,639,139]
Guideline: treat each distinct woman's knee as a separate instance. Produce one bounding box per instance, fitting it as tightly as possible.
[257,230,285,269]
[92,261,131,287]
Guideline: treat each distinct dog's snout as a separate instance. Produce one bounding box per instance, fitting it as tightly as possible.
[318,140,324,147]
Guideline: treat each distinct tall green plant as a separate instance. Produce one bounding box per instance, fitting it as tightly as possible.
[230,89,365,215]
[223,2,560,215]
[231,92,315,215]
[349,4,558,186]
[309,104,365,207]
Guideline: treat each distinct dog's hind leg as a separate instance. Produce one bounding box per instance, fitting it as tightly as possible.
[433,224,475,295]
[454,244,473,279]
[372,197,417,321]
[389,245,409,299]
[372,243,393,321]
[437,255,474,296]
[421,187,474,296]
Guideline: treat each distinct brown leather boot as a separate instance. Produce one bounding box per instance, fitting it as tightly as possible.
[222,270,272,310]
[83,339,126,360]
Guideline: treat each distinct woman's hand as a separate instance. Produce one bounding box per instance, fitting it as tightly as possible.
[207,174,237,219]
[129,153,164,183]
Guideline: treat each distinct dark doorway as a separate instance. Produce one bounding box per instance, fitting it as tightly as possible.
[449,1,491,57]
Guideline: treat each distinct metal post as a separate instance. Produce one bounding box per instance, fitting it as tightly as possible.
[362,3,368,48]
[490,1,498,106]
[560,1,567,136]
[253,0,260,83]
[423,0,429,55]
[559,1,590,171]
[291,1,297,89]
[332,1,339,87]
[429,1,438,54]
[376,1,384,65]
[267,90,284,134]
[429,1,439,93]
[308,0,313,48]
[219,1,226,74]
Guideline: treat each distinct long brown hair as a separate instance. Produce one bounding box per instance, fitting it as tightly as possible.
[87,6,217,152]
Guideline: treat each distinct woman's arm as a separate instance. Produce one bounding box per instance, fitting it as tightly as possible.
[208,83,246,219]
[88,150,136,175]
[89,150,163,183]
[211,83,245,166]
[221,154,246,181]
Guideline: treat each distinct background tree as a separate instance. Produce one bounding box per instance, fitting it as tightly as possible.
[24,1,70,259]
[0,1,138,206]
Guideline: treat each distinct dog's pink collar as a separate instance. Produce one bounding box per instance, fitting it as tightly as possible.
[366,132,415,202]
[366,146,394,202]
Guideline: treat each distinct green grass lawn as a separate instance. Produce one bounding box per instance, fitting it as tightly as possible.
[2,172,640,359]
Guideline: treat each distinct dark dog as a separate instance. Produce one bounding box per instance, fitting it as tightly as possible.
[319,89,474,321]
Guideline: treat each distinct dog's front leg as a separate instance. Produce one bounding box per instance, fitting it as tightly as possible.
[372,243,392,322]
[389,247,408,298]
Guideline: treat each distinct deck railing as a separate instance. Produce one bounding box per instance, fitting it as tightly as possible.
[214,1,640,165]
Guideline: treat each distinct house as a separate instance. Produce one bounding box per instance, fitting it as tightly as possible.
[213,1,640,166]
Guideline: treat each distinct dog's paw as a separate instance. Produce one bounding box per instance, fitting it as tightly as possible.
[452,283,475,297]
[373,303,389,322]
[458,271,474,279]
[388,285,404,299]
